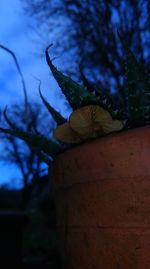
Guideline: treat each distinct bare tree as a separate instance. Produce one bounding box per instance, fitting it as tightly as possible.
[0,102,53,180]
[0,101,54,207]
[22,0,150,104]
[0,44,54,207]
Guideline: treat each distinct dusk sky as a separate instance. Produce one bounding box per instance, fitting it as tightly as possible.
[0,0,69,188]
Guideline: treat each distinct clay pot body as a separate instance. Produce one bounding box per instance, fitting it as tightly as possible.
[51,126,150,269]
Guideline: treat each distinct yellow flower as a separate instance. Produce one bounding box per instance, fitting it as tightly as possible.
[53,105,125,143]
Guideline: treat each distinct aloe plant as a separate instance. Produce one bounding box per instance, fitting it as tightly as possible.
[1,34,150,163]
[118,31,150,127]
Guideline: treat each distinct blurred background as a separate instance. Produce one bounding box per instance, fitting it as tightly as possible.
[0,0,150,267]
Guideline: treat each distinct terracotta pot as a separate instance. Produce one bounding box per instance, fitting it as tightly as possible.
[51,126,150,269]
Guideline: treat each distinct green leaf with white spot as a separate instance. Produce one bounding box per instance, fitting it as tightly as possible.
[39,87,67,125]
[45,45,123,119]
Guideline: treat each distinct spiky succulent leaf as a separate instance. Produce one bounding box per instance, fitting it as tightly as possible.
[118,31,150,127]
[0,127,64,159]
[81,91,125,119]
[45,45,90,109]
[2,109,59,164]
[39,88,67,125]
[45,45,123,119]
[79,65,126,119]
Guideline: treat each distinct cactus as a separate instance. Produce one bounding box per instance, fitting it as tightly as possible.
[1,34,150,163]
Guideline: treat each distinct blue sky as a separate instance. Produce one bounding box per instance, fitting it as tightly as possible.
[0,0,69,188]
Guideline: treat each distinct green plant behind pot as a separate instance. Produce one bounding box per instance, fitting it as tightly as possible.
[1,33,150,163]
[117,32,150,127]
